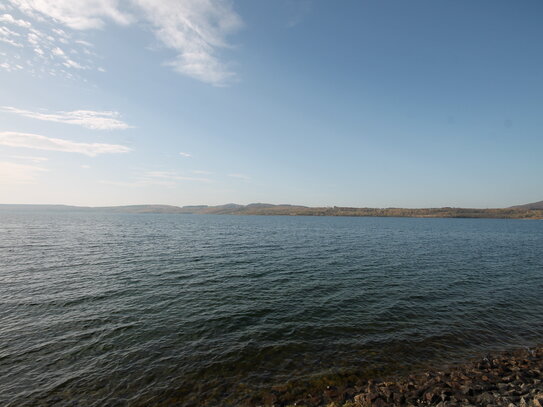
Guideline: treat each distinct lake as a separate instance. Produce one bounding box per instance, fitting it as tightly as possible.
[1,212,542,406]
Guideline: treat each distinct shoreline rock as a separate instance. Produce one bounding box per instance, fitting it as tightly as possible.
[281,346,543,407]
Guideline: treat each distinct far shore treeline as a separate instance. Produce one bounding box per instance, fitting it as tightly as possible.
[2,201,543,219]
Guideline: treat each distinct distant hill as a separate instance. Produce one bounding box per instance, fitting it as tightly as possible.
[510,200,543,210]
[1,202,542,219]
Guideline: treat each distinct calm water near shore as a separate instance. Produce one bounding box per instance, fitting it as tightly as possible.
[1,212,543,406]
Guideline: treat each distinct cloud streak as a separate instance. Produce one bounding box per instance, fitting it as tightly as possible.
[100,170,213,188]
[9,154,49,163]
[133,0,242,85]
[0,131,131,156]
[7,0,133,30]
[7,0,243,85]
[145,171,212,183]
[1,106,132,130]
[228,172,250,180]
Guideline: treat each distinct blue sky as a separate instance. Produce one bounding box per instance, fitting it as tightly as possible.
[1,0,542,208]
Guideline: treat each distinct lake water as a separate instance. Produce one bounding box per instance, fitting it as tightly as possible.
[1,212,542,406]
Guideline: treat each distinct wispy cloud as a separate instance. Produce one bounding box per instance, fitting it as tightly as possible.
[8,0,133,30]
[100,170,212,188]
[99,179,156,188]
[228,172,250,180]
[0,62,24,72]
[1,106,132,130]
[49,46,86,69]
[191,169,213,175]
[0,25,23,47]
[9,154,48,163]
[0,12,31,28]
[0,160,48,184]
[6,0,243,85]
[145,171,212,183]
[133,0,243,85]
[0,11,98,76]
[285,0,312,28]
[0,131,131,156]
[179,151,192,158]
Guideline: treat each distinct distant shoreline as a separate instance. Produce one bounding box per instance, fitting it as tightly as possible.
[1,203,543,220]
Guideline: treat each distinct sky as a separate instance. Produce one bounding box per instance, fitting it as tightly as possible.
[0,0,542,208]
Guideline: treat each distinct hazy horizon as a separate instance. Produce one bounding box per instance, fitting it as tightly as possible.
[1,1,543,207]
[0,199,538,209]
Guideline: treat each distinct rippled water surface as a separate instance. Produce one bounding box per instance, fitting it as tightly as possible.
[1,211,542,406]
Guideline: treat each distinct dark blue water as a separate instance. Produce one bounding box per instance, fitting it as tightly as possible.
[1,212,542,406]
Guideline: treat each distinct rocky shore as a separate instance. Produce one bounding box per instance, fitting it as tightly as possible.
[281,346,543,407]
